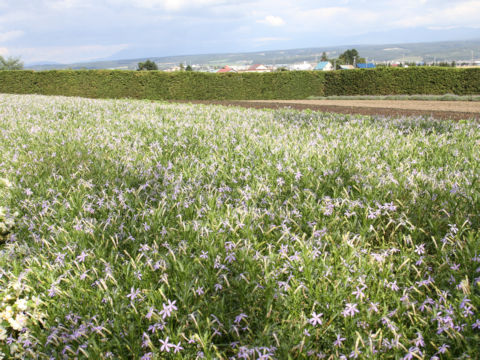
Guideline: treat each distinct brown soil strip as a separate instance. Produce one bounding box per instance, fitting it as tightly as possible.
[248,100,480,113]
[169,100,480,121]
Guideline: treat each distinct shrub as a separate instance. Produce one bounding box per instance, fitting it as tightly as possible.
[0,67,479,100]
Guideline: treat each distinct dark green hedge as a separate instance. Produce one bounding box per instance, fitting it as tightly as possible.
[0,67,479,100]
[323,67,480,96]
[0,70,326,100]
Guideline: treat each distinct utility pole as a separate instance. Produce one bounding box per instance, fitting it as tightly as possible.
[353,56,357,67]
[472,50,475,66]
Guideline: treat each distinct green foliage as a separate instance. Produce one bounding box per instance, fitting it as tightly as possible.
[185,65,193,71]
[0,70,327,100]
[338,49,360,65]
[137,59,158,71]
[320,52,328,61]
[0,56,23,70]
[323,67,480,96]
[0,67,479,100]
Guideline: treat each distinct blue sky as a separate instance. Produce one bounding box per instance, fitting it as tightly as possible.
[1,0,480,64]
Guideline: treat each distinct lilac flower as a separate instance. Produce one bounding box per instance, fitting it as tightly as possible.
[308,311,323,326]
[48,285,58,297]
[414,244,425,255]
[159,337,173,352]
[214,283,223,291]
[333,334,346,347]
[352,286,365,300]
[76,251,88,262]
[126,287,141,301]
[438,344,449,354]
[159,299,177,319]
[172,342,184,353]
[146,307,156,320]
[388,281,400,291]
[369,302,379,313]
[235,313,248,324]
[195,287,204,296]
[413,332,425,347]
[342,303,359,317]
[148,322,165,333]
[401,347,421,360]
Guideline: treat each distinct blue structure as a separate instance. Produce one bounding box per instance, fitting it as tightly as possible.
[356,63,376,69]
[314,61,332,71]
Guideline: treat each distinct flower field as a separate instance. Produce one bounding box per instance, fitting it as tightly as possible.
[0,93,479,359]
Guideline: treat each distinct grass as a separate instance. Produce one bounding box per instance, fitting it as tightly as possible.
[0,94,479,359]
[307,94,480,101]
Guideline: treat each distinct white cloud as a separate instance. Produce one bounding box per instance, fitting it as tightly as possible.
[306,6,349,19]
[47,0,87,9]
[0,47,8,55]
[393,1,480,28]
[258,15,285,27]
[129,0,226,11]
[0,30,23,42]
[253,37,289,43]
[0,0,479,64]
[292,6,379,34]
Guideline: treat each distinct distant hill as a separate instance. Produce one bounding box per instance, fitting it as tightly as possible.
[26,39,480,71]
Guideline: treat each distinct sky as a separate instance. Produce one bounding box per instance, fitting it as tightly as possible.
[1,0,480,64]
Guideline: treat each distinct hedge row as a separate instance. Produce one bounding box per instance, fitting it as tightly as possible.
[323,67,480,96]
[0,70,326,100]
[0,67,479,100]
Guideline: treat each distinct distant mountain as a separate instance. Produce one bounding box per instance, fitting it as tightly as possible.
[25,38,480,71]
[25,61,63,67]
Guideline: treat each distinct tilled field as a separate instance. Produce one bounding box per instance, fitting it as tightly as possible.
[172,99,480,120]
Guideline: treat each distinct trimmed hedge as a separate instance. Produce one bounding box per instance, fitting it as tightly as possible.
[0,67,479,100]
[323,67,480,96]
[0,70,326,100]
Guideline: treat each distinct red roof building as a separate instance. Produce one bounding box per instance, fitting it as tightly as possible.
[217,65,236,73]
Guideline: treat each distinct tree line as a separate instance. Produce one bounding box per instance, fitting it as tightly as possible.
[0,56,23,70]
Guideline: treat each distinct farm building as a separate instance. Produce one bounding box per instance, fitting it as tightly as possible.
[217,65,237,73]
[290,62,314,71]
[245,64,270,72]
[356,63,376,69]
[314,61,334,71]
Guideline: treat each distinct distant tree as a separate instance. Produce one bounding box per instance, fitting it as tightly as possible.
[179,63,185,71]
[275,66,289,72]
[0,56,24,70]
[137,60,158,71]
[338,49,359,65]
[320,52,328,61]
[185,65,193,71]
